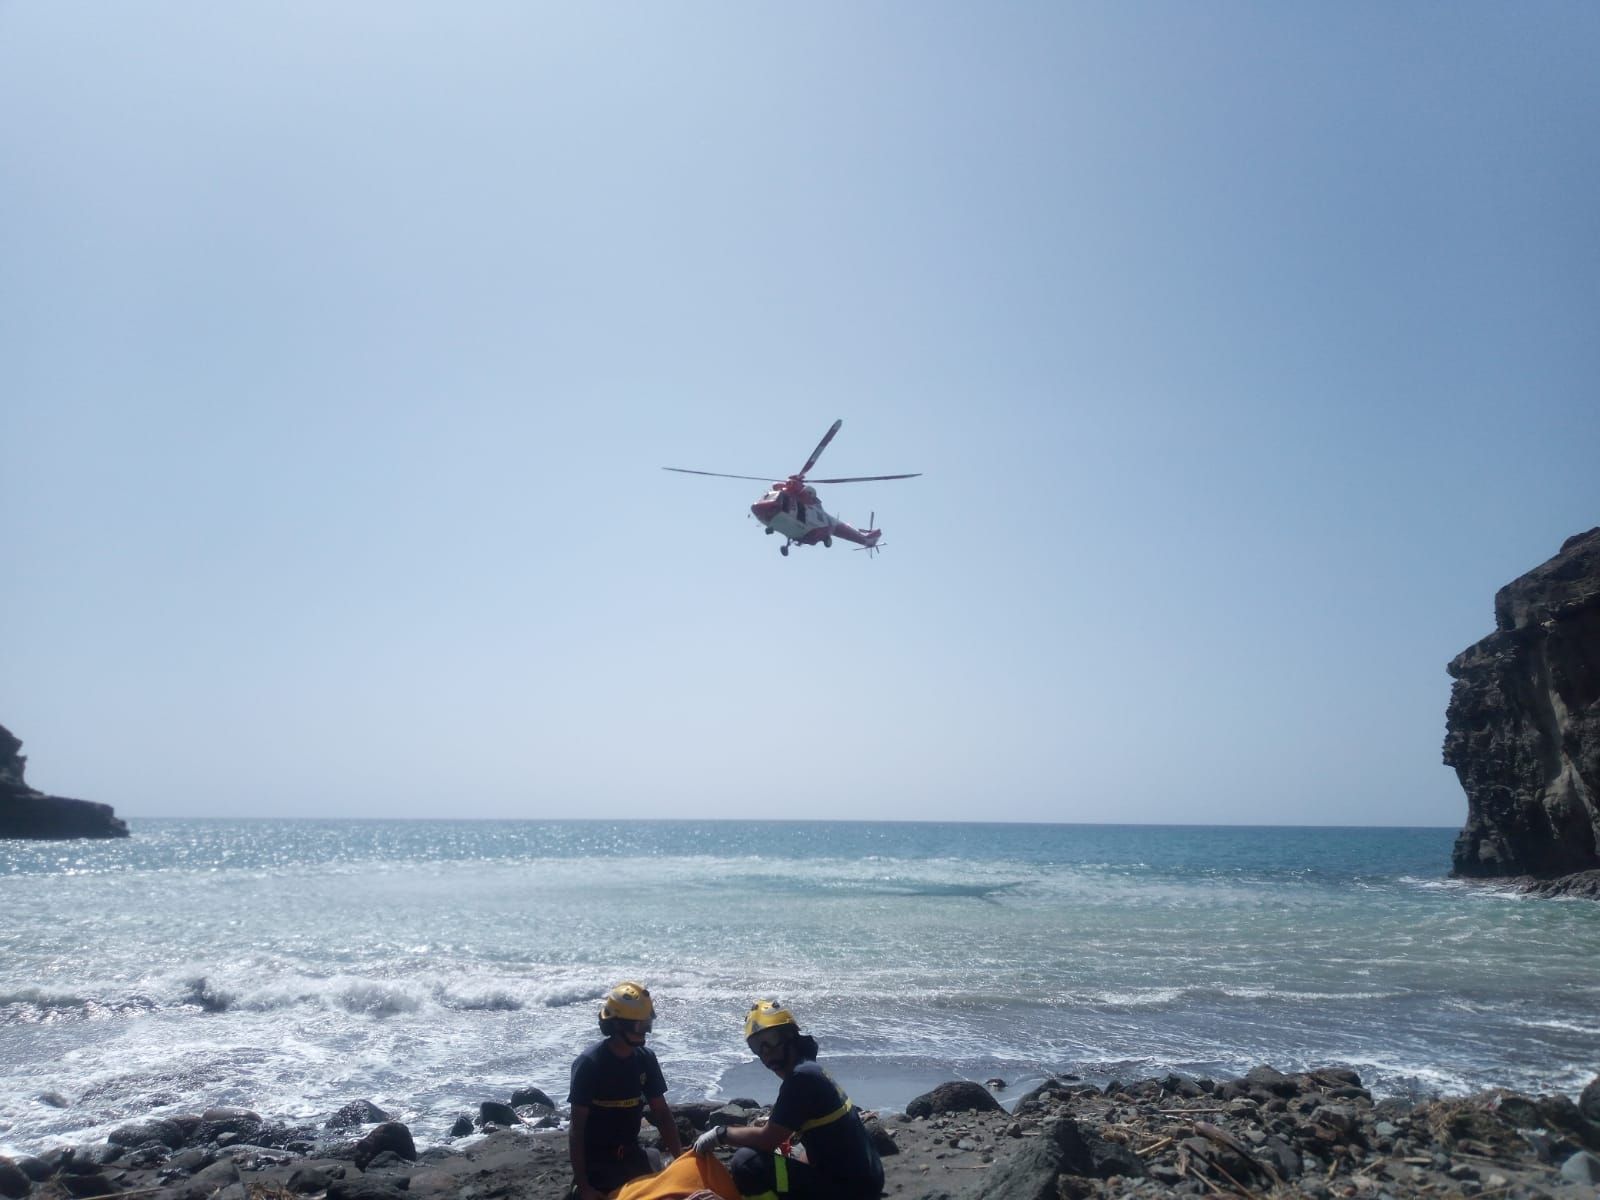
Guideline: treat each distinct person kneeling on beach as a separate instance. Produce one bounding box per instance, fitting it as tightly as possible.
[693,1001,883,1200]
[569,981,686,1200]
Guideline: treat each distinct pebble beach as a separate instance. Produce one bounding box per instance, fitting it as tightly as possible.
[5,1063,1600,1200]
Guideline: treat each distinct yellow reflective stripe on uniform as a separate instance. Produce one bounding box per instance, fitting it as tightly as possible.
[589,1096,642,1108]
[773,1153,789,1194]
[797,1097,852,1133]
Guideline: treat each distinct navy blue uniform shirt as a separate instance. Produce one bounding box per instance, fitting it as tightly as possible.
[771,1061,883,1198]
[568,1040,667,1157]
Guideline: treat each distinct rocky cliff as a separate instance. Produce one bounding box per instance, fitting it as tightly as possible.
[0,722,129,839]
[1445,528,1600,881]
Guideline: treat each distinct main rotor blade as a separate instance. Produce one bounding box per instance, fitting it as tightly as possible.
[808,473,922,484]
[662,467,781,482]
[798,419,843,477]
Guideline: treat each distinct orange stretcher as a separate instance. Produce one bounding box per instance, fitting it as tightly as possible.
[612,1151,740,1200]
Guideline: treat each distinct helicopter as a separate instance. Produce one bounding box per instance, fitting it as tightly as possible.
[664,419,920,556]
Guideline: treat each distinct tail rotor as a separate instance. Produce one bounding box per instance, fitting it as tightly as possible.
[853,511,884,558]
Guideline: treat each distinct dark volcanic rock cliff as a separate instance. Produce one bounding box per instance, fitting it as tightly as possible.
[1445,529,1600,880]
[0,722,129,839]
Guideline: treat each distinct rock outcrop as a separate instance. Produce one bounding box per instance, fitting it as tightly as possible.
[0,722,129,839]
[1445,529,1600,880]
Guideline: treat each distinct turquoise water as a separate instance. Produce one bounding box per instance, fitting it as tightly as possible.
[2,819,1597,1156]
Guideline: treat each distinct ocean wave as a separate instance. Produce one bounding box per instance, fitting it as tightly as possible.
[331,981,423,1017]
[4,971,615,1026]
[1076,988,1188,1009]
[0,988,160,1024]
[1218,987,1404,1003]
[437,985,523,1012]
[536,984,599,1008]
[1510,1016,1599,1034]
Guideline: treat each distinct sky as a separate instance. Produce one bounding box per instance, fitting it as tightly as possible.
[3,4,1596,826]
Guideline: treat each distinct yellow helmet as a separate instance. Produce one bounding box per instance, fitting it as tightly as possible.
[743,1000,799,1040]
[600,982,655,1023]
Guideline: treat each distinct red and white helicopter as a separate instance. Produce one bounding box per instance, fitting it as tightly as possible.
[664,419,920,556]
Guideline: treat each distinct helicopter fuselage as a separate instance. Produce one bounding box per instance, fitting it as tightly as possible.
[750,480,878,551]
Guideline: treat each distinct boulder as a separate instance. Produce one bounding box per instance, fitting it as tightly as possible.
[1561,1150,1600,1185]
[108,1118,186,1150]
[1243,1066,1302,1097]
[1054,1117,1146,1179]
[287,1166,333,1194]
[324,1100,391,1130]
[966,1132,1064,1200]
[509,1086,555,1109]
[861,1115,899,1157]
[1580,1075,1600,1125]
[12,1160,49,1184]
[0,1159,30,1200]
[476,1101,520,1128]
[200,1108,263,1142]
[351,1123,415,1170]
[905,1081,1005,1118]
[1445,529,1600,882]
[670,1101,722,1132]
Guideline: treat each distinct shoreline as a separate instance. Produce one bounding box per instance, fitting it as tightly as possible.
[4,1065,1598,1200]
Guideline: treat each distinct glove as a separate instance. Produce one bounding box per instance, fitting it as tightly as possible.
[693,1126,726,1156]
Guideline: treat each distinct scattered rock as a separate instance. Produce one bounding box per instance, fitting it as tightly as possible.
[7,1063,1598,1200]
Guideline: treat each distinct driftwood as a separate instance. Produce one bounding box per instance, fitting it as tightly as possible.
[1194,1120,1284,1187]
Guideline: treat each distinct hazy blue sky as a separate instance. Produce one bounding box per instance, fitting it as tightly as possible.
[4,4,1596,825]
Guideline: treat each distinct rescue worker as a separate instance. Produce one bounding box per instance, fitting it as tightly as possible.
[693,1001,883,1200]
[569,981,685,1200]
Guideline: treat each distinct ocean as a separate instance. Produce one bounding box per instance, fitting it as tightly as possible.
[2,819,1597,1157]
